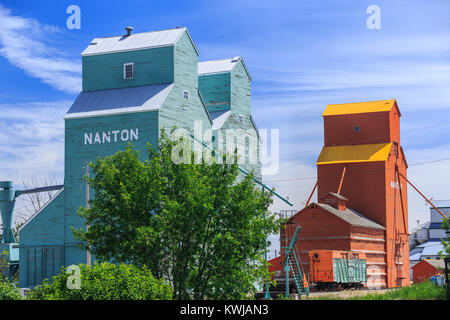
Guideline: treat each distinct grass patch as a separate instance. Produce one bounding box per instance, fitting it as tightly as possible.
[310,281,447,300]
[351,281,446,300]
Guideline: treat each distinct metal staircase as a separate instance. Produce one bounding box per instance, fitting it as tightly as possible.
[283,226,309,298]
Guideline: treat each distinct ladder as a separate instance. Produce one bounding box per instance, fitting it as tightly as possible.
[283,226,309,298]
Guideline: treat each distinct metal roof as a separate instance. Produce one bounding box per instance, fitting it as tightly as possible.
[321,192,348,201]
[323,99,397,116]
[410,240,444,261]
[210,110,231,130]
[65,83,173,119]
[316,203,385,230]
[198,56,252,80]
[317,143,391,165]
[81,27,199,56]
[433,200,450,208]
[422,259,445,269]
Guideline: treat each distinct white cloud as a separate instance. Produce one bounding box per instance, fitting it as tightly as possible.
[0,4,81,93]
[0,101,67,181]
[0,100,67,228]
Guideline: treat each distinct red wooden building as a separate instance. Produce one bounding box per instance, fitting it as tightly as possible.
[281,99,409,288]
[412,259,444,283]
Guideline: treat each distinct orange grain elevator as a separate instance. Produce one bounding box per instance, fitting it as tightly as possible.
[316,99,409,288]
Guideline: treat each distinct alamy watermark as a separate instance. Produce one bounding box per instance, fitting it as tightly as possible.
[66,5,81,30]
[66,265,81,289]
[367,5,381,30]
[170,121,280,175]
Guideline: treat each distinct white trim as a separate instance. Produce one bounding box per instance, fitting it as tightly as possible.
[82,44,175,57]
[198,57,252,81]
[351,249,386,254]
[367,272,387,276]
[197,90,213,125]
[82,28,199,57]
[17,188,64,232]
[198,70,233,77]
[174,27,199,56]
[352,236,385,242]
[64,105,159,120]
[123,62,134,79]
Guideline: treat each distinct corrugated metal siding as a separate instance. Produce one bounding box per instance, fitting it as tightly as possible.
[333,258,366,283]
[82,28,186,56]
[323,99,396,116]
[316,203,385,230]
[65,83,173,119]
[198,57,240,75]
[316,143,391,165]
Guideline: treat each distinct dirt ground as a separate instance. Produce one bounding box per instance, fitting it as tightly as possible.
[304,288,396,300]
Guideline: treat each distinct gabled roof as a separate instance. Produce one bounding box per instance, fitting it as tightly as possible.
[321,192,348,201]
[18,187,65,233]
[65,83,173,119]
[250,115,260,140]
[198,56,252,80]
[197,90,213,125]
[317,143,392,165]
[410,240,444,261]
[315,203,385,230]
[423,259,445,270]
[81,27,199,56]
[323,99,398,117]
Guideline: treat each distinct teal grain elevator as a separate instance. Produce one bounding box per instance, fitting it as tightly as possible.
[17,27,261,288]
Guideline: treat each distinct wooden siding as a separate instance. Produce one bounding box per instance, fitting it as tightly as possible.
[198,73,231,112]
[82,46,174,92]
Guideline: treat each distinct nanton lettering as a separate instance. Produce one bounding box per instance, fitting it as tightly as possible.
[84,129,139,145]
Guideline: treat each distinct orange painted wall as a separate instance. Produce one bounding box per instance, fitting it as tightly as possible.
[280,205,352,278]
[324,112,391,146]
[280,205,388,288]
[317,162,387,226]
[317,105,409,288]
[323,102,401,147]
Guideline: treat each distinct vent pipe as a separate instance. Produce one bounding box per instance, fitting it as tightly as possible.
[125,26,133,37]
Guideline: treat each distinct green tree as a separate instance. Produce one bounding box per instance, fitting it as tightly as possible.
[0,271,22,300]
[440,217,450,258]
[73,129,279,299]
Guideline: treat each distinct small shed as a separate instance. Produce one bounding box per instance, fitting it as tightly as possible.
[412,259,444,283]
[268,256,282,279]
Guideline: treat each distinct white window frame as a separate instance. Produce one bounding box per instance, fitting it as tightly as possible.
[183,90,189,100]
[123,63,134,80]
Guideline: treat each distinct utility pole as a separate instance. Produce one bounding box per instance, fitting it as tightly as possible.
[86,164,91,266]
[263,185,271,299]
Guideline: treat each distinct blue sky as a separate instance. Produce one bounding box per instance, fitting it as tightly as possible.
[0,0,449,256]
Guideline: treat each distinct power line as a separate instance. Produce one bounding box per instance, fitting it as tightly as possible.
[279,119,450,157]
[264,156,450,183]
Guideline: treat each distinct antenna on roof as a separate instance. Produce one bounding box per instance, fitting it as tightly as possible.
[125,26,133,36]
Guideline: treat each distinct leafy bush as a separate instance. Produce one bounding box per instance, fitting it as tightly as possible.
[0,278,22,300]
[28,262,173,300]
